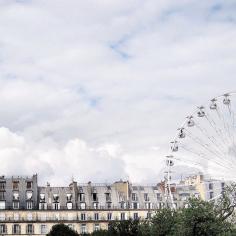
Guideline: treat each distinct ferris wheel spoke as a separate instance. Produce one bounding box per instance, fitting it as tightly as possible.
[178,144,235,171]
[216,107,234,148]
[204,112,230,150]
[184,131,225,159]
[186,124,229,159]
[165,93,236,209]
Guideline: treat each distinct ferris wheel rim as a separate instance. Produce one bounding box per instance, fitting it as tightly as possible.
[165,91,236,208]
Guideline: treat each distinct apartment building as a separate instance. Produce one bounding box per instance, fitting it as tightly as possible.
[0,173,224,235]
[0,175,166,235]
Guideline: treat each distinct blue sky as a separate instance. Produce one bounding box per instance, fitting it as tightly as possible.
[0,0,235,184]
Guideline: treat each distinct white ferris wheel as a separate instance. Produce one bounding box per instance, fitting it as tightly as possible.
[165,92,236,206]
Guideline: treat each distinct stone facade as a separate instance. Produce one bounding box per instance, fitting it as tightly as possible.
[0,174,223,235]
[0,175,167,235]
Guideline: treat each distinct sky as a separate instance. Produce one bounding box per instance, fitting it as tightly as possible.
[0,0,236,185]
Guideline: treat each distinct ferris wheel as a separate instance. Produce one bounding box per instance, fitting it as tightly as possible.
[165,92,236,206]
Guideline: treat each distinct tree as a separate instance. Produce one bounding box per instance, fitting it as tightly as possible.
[47,224,79,236]
[90,229,110,236]
[108,219,142,236]
[148,208,179,236]
[177,198,232,236]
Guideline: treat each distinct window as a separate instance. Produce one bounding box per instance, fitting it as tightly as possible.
[13,192,19,201]
[40,193,45,202]
[221,182,225,189]
[132,193,137,201]
[41,224,47,234]
[94,223,100,231]
[12,224,20,234]
[93,202,99,209]
[81,224,87,234]
[13,201,19,209]
[92,193,98,201]
[68,213,74,221]
[144,193,149,201]
[67,193,72,202]
[27,201,33,210]
[132,202,139,209]
[0,224,7,234]
[53,194,59,202]
[209,183,213,190]
[26,191,33,200]
[120,202,126,209]
[145,202,152,209]
[27,213,33,221]
[39,203,47,210]
[159,202,164,209]
[79,202,86,209]
[133,213,139,220]
[13,213,19,221]
[26,182,32,189]
[79,193,85,202]
[13,181,19,190]
[0,213,5,221]
[94,213,99,221]
[81,213,86,221]
[68,224,74,230]
[146,212,152,219]
[40,214,46,221]
[52,203,60,210]
[0,201,5,210]
[120,213,126,220]
[26,224,34,234]
[156,193,162,200]
[54,213,60,220]
[0,182,5,191]
[67,202,73,210]
[107,213,112,220]
[0,192,4,201]
[106,202,112,209]
[105,193,111,202]
[210,191,214,199]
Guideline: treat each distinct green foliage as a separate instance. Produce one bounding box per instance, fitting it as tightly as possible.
[177,198,232,236]
[149,208,179,236]
[90,230,110,236]
[108,219,141,236]
[47,224,79,236]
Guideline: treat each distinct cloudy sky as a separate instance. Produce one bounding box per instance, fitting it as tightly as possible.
[0,0,235,185]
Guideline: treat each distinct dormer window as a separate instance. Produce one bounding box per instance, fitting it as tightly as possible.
[40,194,45,202]
[26,181,32,189]
[92,187,96,193]
[26,191,33,200]
[92,193,98,202]
[79,193,85,202]
[67,194,72,202]
[13,192,19,201]
[0,182,6,191]
[53,194,59,202]
[105,193,111,202]
[132,193,138,201]
[13,181,19,190]
[144,193,149,201]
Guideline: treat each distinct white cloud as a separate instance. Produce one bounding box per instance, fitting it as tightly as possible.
[0,0,235,184]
